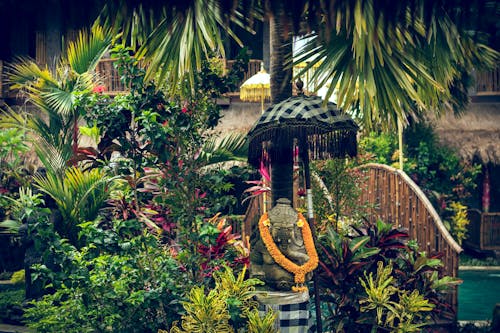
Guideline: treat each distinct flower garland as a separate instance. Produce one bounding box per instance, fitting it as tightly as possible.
[258,212,318,292]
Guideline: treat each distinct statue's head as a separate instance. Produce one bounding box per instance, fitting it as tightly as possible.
[268,198,299,250]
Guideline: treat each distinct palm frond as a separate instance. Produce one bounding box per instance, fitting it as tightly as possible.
[137,0,240,90]
[200,131,248,165]
[65,26,112,75]
[34,141,71,177]
[35,167,112,229]
[7,57,57,90]
[40,87,75,116]
[0,105,73,173]
[95,1,165,50]
[294,0,500,132]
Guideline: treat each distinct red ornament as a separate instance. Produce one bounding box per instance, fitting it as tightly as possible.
[482,168,490,213]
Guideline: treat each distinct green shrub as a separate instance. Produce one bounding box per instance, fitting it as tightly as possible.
[0,287,24,323]
[317,220,460,332]
[447,201,470,245]
[9,269,25,285]
[169,266,274,333]
[24,219,186,333]
[359,261,435,332]
[459,253,500,266]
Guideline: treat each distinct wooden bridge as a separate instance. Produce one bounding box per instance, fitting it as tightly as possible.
[242,162,462,314]
[354,163,462,312]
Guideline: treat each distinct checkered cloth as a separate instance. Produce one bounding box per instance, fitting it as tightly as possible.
[247,95,358,167]
[258,300,314,333]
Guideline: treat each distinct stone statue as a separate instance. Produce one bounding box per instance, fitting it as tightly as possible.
[250,198,312,291]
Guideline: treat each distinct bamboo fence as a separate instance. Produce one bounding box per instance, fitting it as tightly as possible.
[355,163,462,314]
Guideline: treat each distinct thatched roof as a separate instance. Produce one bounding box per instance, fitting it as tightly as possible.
[216,102,263,133]
[432,103,500,164]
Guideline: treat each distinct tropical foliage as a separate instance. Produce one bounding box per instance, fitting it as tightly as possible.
[1,1,498,332]
[356,123,481,243]
[24,218,186,333]
[170,266,272,333]
[294,0,498,132]
[0,27,256,332]
[1,26,112,175]
[317,220,460,332]
[34,167,112,246]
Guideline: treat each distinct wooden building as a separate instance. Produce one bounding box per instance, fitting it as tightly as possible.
[433,73,500,252]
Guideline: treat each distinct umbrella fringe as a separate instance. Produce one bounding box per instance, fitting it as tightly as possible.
[248,127,358,167]
[240,87,271,102]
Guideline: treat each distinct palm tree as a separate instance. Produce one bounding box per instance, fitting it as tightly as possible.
[97,1,497,163]
[34,167,112,247]
[293,0,498,168]
[294,0,498,130]
[97,0,250,94]
[1,26,112,175]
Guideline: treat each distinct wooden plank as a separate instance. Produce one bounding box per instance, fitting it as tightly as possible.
[381,168,387,221]
[36,31,47,65]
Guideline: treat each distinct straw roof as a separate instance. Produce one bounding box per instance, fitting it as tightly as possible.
[432,103,500,164]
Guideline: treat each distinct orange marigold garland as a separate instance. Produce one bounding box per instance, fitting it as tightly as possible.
[258,212,319,292]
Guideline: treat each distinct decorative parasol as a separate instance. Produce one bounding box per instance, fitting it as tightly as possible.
[247,95,358,168]
[240,63,271,112]
[247,93,358,333]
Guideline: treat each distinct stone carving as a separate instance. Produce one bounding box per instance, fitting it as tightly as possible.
[250,198,312,291]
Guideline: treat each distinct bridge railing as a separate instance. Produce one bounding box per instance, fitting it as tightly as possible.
[354,163,462,314]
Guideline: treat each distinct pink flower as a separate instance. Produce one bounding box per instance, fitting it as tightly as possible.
[195,188,207,199]
[181,107,188,114]
[92,85,106,94]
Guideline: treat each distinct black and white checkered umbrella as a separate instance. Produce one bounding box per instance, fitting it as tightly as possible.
[247,95,358,167]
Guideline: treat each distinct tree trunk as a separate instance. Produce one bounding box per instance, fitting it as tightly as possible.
[270,141,294,206]
[269,10,294,205]
[269,12,292,104]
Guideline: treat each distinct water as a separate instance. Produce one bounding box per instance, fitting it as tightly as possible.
[458,269,500,320]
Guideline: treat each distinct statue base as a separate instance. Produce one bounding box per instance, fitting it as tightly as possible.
[255,291,312,333]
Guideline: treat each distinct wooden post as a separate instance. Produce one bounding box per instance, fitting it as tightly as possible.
[398,118,404,170]
[299,139,322,333]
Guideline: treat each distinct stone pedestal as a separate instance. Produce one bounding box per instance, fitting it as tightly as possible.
[255,291,312,333]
